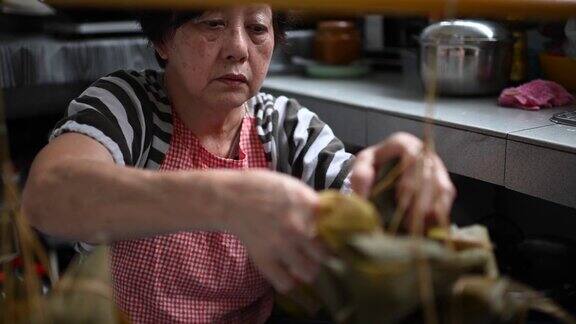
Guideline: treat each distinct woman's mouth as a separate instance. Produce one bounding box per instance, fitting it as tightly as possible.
[216,74,248,86]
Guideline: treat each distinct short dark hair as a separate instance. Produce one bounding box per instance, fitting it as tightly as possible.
[136,10,287,68]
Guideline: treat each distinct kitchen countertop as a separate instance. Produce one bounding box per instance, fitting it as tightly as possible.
[264,73,569,139]
[509,124,576,154]
[263,72,576,208]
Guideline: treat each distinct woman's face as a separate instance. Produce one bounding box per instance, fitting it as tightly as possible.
[157,5,274,109]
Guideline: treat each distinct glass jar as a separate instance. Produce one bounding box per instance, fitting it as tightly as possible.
[314,21,361,65]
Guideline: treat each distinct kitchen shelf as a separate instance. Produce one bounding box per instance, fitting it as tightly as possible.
[46,0,576,20]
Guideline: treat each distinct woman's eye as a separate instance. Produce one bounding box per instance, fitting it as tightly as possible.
[202,20,225,29]
[249,24,268,35]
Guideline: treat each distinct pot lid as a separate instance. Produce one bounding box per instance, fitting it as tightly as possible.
[420,20,511,43]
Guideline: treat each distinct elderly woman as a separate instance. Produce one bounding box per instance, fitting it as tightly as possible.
[23,4,455,323]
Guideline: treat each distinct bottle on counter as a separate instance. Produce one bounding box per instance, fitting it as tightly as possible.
[509,27,528,85]
[314,20,361,65]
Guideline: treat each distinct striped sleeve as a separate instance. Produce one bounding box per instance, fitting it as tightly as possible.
[265,96,355,191]
[50,71,153,167]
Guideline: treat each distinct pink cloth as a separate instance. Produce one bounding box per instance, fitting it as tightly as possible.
[498,79,575,111]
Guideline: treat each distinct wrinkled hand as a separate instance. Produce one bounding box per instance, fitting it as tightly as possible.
[350,132,456,232]
[221,170,325,293]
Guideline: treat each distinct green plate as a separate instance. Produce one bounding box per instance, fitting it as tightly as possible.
[306,62,371,79]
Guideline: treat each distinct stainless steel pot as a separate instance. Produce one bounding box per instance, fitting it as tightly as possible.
[419,20,513,96]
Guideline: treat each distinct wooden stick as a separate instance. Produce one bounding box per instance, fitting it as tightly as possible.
[369,162,405,201]
[45,0,576,19]
[388,191,410,236]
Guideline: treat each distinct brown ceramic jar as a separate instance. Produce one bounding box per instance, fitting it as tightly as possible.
[314,21,361,65]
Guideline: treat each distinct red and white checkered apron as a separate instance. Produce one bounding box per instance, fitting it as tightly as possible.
[111,113,273,323]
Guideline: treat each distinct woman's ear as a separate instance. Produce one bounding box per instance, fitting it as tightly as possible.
[154,42,169,60]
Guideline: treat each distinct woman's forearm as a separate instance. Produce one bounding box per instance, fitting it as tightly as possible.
[23,159,229,244]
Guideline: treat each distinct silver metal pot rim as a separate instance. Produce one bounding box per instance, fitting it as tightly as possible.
[420,39,511,45]
[420,19,511,44]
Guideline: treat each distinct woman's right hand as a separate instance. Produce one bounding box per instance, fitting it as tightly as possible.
[217,170,325,293]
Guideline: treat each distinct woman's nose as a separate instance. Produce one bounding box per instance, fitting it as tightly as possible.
[222,27,249,63]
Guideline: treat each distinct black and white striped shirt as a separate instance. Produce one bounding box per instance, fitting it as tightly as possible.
[51,70,354,191]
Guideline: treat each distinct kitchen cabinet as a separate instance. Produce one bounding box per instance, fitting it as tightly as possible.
[507,125,576,208]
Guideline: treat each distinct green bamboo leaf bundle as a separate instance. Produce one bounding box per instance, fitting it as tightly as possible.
[279,189,576,324]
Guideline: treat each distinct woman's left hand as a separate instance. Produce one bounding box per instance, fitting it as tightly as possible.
[349,132,456,232]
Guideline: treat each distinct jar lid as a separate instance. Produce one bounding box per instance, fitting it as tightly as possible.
[317,20,356,31]
[420,20,511,44]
